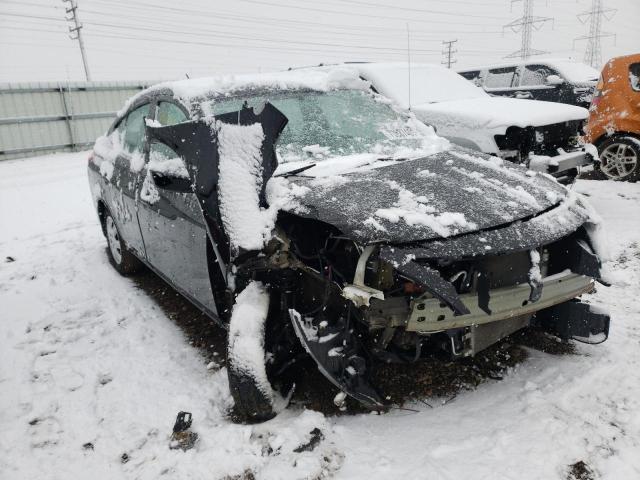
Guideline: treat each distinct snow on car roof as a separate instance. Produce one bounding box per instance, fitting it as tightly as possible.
[119,67,370,116]
[458,58,599,83]
[356,62,487,108]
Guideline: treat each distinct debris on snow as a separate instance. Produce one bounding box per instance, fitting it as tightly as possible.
[333,391,347,411]
[293,427,324,453]
[169,411,198,451]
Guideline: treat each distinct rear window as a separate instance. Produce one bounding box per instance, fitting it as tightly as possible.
[485,67,517,88]
[630,63,640,92]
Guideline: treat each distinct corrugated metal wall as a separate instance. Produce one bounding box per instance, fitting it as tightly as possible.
[0,81,158,161]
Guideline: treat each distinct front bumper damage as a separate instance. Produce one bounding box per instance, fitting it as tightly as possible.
[291,224,610,409]
[529,147,596,182]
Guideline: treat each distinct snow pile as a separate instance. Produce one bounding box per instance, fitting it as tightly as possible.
[356,62,487,108]
[148,151,189,179]
[93,131,145,177]
[216,121,270,252]
[139,171,160,205]
[528,249,542,284]
[227,281,283,407]
[93,134,119,180]
[374,180,476,238]
[216,120,309,253]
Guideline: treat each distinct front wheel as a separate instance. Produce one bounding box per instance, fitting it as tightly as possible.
[104,212,142,275]
[597,136,640,181]
[227,281,291,422]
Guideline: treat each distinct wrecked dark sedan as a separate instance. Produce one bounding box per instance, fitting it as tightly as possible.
[87,67,610,422]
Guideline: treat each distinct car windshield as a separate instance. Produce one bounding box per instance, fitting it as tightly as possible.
[201,89,440,163]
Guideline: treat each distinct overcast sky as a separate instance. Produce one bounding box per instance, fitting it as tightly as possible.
[0,0,637,83]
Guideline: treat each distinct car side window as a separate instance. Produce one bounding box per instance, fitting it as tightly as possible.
[520,65,557,87]
[123,104,150,153]
[629,63,640,92]
[485,67,517,89]
[459,70,482,87]
[156,101,188,126]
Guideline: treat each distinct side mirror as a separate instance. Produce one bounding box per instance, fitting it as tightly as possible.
[545,74,565,86]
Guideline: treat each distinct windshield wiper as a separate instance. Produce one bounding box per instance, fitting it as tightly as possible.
[274,163,317,178]
[376,157,409,162]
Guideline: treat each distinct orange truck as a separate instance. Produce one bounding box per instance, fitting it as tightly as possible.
[585,53,640,181]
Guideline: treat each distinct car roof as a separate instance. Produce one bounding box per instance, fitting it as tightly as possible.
[117,66,370,118]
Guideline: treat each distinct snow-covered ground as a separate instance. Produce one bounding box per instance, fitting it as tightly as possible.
[1,151,639,480]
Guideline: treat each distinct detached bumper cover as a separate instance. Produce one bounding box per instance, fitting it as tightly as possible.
[536,300,610,342]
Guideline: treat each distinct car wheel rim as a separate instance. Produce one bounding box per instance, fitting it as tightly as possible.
[106,216,123,265]
[600,143,638,179]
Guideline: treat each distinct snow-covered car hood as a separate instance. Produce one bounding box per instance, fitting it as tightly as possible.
[412,97,588,132]
[285,148,569,244]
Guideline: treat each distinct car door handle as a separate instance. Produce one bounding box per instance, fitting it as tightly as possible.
[150,171,192,193]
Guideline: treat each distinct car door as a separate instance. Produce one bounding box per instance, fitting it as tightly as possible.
[103,103,150,258]
[483,66,519,98]
[515,64,562,102]
[136,100,218,314]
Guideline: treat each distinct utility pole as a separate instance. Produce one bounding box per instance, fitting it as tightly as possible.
[575,0,616,68]
[63,0,91,81]
[441,39,458,69]
[503,0,553,60]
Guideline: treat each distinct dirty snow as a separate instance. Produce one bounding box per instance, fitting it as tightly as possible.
[2,153,640,479]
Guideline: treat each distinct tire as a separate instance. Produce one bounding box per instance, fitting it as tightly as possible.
[227,281,290,423]
[597,136,640,182]
[104,211,142,275]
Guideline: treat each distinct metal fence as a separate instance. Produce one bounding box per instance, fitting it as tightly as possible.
[0,80,159,161]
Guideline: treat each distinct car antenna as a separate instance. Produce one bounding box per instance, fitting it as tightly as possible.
[185,73,190,79]
[406,22,412,111]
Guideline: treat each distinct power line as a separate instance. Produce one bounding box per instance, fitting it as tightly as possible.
[503,0,553,59]
[574,0,616,68]
[441,39,458,68]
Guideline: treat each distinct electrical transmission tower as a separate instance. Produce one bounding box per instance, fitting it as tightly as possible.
[63,0,91,81]
[441,39,458,69]
[503,0,553,60]
[575,0,616,68]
